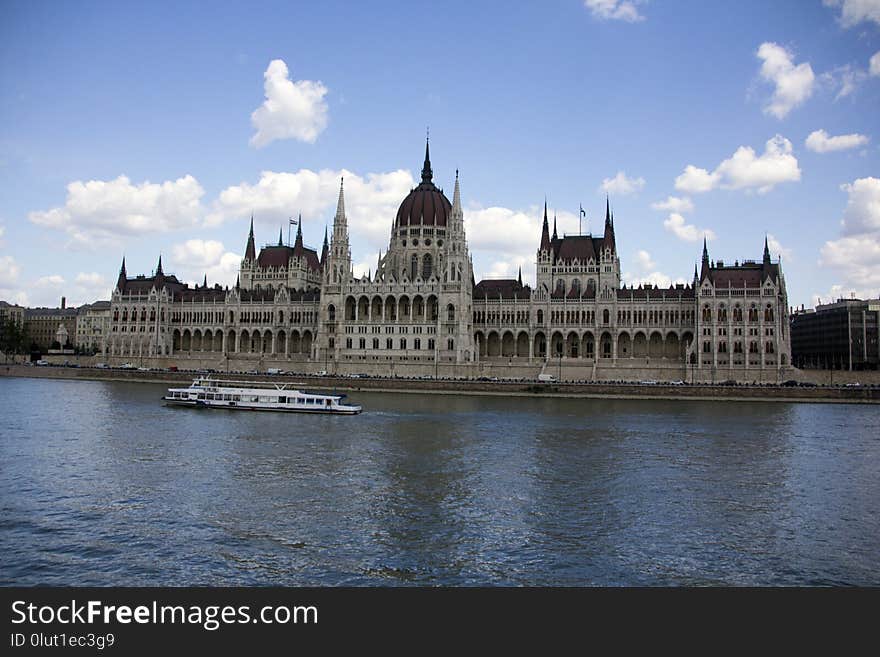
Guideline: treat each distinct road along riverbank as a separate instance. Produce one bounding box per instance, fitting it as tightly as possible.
[2,364,878,403]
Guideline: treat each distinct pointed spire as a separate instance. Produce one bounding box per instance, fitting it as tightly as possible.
[335,178,346,220]
[203,273,207,288]
[245,214,256,260]
[278,226,283,246]
[552,213,558,241]
[421,133,433,183]
[540,199,551,251]
[320,225,329,267]
[763,234,771,265]
[294,213,303,250]
[700,236,711,282]
[156,254,164,277]
[235,274,240,289]
[603,198,616,252]
[517,266,523,287]
[452,168,461,213]
[116,256,127,291]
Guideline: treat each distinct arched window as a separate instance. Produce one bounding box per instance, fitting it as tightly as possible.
[571,279,582,296]
[422,254,433,280]
[537,309,544,324]
[765,305,774,322]
[328,305,336,321]
[410,254,418,280]
[603,309,610,324]
[447,304,455,321]
[702,305,712,322]
[556,279,565,295]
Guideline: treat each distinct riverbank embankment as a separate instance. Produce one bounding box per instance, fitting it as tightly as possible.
[2,364,878,404]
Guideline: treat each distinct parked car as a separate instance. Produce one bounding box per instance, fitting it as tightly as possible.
[95,363,109,369]
[35,360,49,366]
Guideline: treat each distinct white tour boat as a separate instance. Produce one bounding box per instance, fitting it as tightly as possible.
[163,378,362,415]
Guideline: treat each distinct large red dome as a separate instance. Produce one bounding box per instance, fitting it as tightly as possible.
[395,140,451,228]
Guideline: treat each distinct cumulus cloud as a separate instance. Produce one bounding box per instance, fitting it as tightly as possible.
[583,0,646,22]
[824,0,880,28]
[756,42,816,119]
[805,129,870,153]
[839,176,880,235]
[0,254,21,288]
[250,59,329,147]
[767,234,793,261]
[208,168,416,252]
[870,51,880,76]
[651,196,694,213]
[170,239,241,287]
[623,249,688,289]
[819,177,880,300]
[28,175,205,249]
[674,166,720,194]
[599,171,645,196]
[674,135,801,195]
[663,213,716,242]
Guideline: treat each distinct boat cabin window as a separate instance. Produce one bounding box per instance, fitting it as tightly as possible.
[279,396,287,404]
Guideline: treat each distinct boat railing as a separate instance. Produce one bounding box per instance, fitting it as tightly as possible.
[189,377,295,391]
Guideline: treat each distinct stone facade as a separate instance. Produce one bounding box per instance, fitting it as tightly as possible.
[104,142,792,381]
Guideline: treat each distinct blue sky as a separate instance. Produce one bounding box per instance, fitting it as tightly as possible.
[1,0,878,308]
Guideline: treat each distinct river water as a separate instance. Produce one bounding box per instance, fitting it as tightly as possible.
[1,377,878,586]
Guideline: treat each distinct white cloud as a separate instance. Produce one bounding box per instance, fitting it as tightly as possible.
[249,59,329,148]
[0,255,28,306]
[767,234,793,261]
[870,51,880,76]
[651,195,694,213]
[583,0,645,22]
[819,235,880,298]
[824,0,880,28]
[465,206,580,254]
[599,171,645,196]
[0,224,5,247]
[623,249,687,289]
[818,177,880,301]
[0,254,21,288]
[28,175,205,249]
[839,176,880,235]
[675,135,801,195]
[663,213,716,242]
[35,275,65,288]
[635,249,655,271]
[674,166,720,194]
[756,42,816,119]
[830,64,868,100]
[805,129,870,153]
[170,239,242,288]
[208,168,416,251]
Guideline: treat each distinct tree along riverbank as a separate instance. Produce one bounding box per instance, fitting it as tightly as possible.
[2,364,878,404]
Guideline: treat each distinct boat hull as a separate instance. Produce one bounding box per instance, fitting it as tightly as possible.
[162,397,362,415]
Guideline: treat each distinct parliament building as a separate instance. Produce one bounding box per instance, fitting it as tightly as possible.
[106,142,792,381]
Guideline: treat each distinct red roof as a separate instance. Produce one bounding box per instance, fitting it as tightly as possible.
[473,279,531,300]
[554,235,605,262]
[396,183,452,228]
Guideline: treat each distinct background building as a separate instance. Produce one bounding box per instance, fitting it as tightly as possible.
[791,298,880,370]
[25,298,78,351]
[76,301,111,355]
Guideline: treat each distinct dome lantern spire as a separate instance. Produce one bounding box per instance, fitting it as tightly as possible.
[421,132,433,183]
